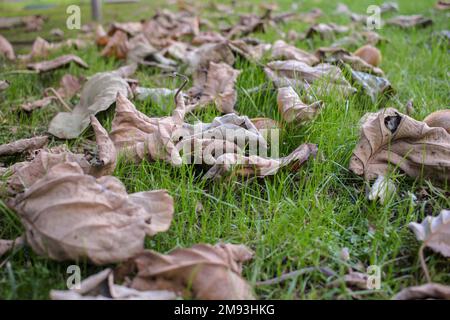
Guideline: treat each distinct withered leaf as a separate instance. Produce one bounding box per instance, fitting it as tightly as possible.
[409,209,450,258]
[349,108,450,183]
[277,86,322,123]
[0,79,9,91]
[423,110,450,133]
[27,54,88,73]
[271,40,319,66]
[204,143,317,179]
[304,23,349,40]
[186,42,235,77]
[435,1,450,10]
[0,236,25,258]
[265,60,356,96]
[0,136,48,157]
[48,71,130,139]
[196,61,241,113]
[0,34,15,60]
[387,15,433,29]
[130,243,255,300]
[89,116,117,177]
[108,22,143,36]
[393,283,450,300]
[101,30,128,59]
[8,161,174,265]
[351,70,393,102]
[50,268,177,300]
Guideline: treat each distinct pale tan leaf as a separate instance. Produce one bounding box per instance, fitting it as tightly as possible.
[8,161,174,265]
[27,54,88,73]
[409,209,450,257]
[0,34,15,60]
[271,40,319,66]
[130,243,254,300]
[48,71,130,139]
[349,108,450,183]
[393,283,450,300]
[277,86,322,123]
[89,116,117,176]
[0,136,48,157]
[423,110,450,133]
[387,15,432,28]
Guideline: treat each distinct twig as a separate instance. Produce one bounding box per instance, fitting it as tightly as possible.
[170,72,189,104]
[44,87,72,112]
[256,266,336,286]
[419,244,431,283]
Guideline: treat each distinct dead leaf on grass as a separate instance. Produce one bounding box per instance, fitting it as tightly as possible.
[0,136,48,157]
[277,86,322,123]
[27,54,88,73]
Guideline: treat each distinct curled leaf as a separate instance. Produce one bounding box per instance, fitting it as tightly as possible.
[130,243,255,300]
[393,283,450,300]
[8,162,174,265]
[271,40,319,65]
[351,70,394,102]
[387,15,433,29]
[27,54,88,73]
[0,34,15,60]
[0,136,48,157]
[277,86,322,123]
[349,108,450,183]
[423,110,450,134]
[50,268,177,300]
[48,71,130,139]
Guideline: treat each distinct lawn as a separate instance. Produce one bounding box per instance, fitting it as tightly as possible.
[0,0,449,300]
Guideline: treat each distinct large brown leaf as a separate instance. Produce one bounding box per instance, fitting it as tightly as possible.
[387,15,433,28]
[349,108,450,183]
[7,161,174,265]
[423,110,450,133]
[0,34,15,60]
[27,54,88,73]
[409,209,450,258]
[48,71,131,139]
[130,243,254,300]
[277,86,322,123]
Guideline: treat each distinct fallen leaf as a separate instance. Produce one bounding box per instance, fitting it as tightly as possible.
[89,116,117,177]
[304,23,349,40]
[349,108,450,183]
[0,236,25,258]
[50,268,177,300]
[0,79,9,91]
[130,243,255,300]
[435,1,450,10]
[387,15,433,29]
[192,61,241,113]
[48,71,130,139]
[271,40,319,66]
[204,143,317,179]
[351,70,394,102]
[0,34,15,60]
[27,54,88,73]
[277,86,322,123]
[409,209,450,258]
[108,22,143,36]
[0,136,48,157]
[7,161,174,265]
[393,283,450,300]
[101,30,128,59]
[423,110,450,133]
[265,60,356,96]
[353,45,382,67]
[186,42,235,77]
[367,175,397,203]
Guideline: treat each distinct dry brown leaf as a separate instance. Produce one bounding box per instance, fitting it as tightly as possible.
[50,268,177,300]
[393,283,450,300]
[130,243,255,300]
[265,60,356,96]
[277,86,322,123]
[0,79,9,91]
[89,116,117,177]
[27,54,88,73]
[304,23,349,40]
[423,110,450,133]
[349,108,450,183]
[95,24,109,46]
[101,30,129,59]
[186,42,235,77]
[250,117,280,131]
[0,34,15,60]
[196,61,241,113]
[387,15,433,28]
[409,209,450,258]
[23,15,45,31]
[271,40,319,66]
[108,22,143,36]
[354,45,382,67]
[204,143,317,179]
[8,161,174,265]
[351,70,393,102]
[48,71,130,139]
[0,136,48,157]
[0,236,25,258]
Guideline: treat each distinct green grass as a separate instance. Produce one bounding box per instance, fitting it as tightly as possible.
[0,0,449,299]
